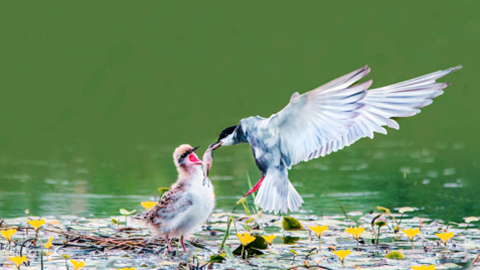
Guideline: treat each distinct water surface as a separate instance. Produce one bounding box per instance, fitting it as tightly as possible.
[0,1,479,222]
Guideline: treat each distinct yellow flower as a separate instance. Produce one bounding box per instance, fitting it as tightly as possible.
[309,225,328,238]
[45,236,54,249]
[435,231,454,245]
[70,260,85,270]
[402,228,420,241]
[345,227,365,240]
[140,201,157,210]
[332,249,351,264]
[9,255,27,269]
[117,268,135,270]
[0,229,17,242]
[27,219,45,232]
[237,232,256,246]
[411,265,436,270]
[262,234,277,245]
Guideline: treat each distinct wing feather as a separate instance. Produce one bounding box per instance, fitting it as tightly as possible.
[267,65,461,168]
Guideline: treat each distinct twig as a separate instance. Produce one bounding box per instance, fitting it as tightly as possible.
[340,206,348,220]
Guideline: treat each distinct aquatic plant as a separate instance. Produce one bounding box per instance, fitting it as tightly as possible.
[398,207,415,228]
[262,234,277,245]
[27,218,45,240]
[345,227,364,250]
[402,228,420,248]
[411,265,436,270]
[435,231,454,249]
[309,224,328,249]
[1,229,17,249]
[70,259,85,270]
[236,197,250,216]
[44,236,54,249]
[140,201,157,211]
[464,216,478,231]
[237,232,255,259]
[385,250,405,260]
[119,208,136,227]
[333,249,351,268]
[9,255,27,270]
[282,216,303,230]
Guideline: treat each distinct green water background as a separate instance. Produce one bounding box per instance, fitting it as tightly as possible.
[0,1,479,221]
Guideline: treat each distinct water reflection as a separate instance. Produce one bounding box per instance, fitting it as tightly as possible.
[0,139,478,222]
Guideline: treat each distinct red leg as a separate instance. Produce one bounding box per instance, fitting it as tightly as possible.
[165,235,173,252]
[244,175,265,196]
[180,236,187,252]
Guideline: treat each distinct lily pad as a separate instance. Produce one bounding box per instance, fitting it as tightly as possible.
[385,251,405,259]
[281,236,300,244]
[119,209,136,215]
[232,235,268,255]
[209,254,226,263]
[282,216,303,230]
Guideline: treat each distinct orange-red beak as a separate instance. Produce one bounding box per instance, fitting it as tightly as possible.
[188,146,202,165]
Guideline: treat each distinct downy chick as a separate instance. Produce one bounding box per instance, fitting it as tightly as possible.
[140,144,215,252]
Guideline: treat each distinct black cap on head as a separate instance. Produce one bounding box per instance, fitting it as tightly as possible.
[218,125,237,141]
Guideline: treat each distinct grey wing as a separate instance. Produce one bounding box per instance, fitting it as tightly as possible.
[307,65,462,159]
[267,66,371,168]
[267,65,462,168]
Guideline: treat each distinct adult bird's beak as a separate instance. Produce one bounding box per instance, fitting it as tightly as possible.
[209,141,223,150]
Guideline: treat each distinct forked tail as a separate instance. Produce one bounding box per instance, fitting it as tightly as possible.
[254,168,304,214]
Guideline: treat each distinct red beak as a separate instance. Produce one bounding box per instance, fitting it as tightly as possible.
[188,153,202,165]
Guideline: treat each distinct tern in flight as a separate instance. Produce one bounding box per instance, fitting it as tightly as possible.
[209,65,462,214]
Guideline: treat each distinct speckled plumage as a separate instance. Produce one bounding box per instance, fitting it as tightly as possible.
[139,144,215,252]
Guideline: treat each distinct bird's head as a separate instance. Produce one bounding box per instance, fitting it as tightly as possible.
[210,125,238,150]
[173,144,202,168]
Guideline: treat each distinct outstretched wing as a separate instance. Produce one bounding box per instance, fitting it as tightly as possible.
[268,65,462,168]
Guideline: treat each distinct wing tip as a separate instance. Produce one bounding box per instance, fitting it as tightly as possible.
[451,65,463,72]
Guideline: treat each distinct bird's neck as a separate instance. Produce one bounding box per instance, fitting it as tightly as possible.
[176,165,202,184]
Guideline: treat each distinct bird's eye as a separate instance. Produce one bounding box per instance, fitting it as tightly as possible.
[181,153,187,159]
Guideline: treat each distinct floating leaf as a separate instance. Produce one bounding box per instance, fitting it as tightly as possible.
[282,216,303,230]
[119,209,136,216]
[282,236,300,244]
[465,216,479,223]
[232,246,263,257]
[399,207,414,214]
[288,249,298,256]
[385,250,405,259]
[209,254,226,263]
